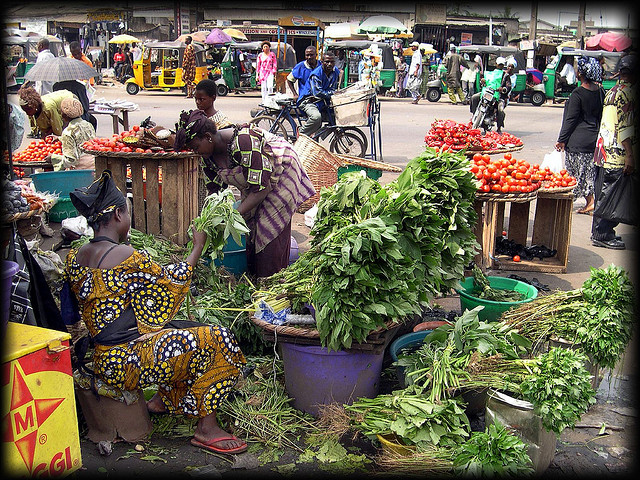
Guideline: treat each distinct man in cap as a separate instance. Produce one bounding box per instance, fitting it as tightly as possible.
[443,44,467,105]
[590,54,637,250]
[407,41,423,104]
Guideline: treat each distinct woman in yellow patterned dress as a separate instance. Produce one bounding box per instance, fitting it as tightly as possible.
[62,170,248,454]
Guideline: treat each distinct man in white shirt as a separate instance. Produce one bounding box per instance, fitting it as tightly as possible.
[35,38,55,95]
[131,43,142,62]
[557,58,576,93]
[407,41,423,104]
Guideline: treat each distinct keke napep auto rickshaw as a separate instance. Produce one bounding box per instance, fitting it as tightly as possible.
[125,40,208,95]
[3,33,64,89]
[427,45,526,103]
[527,47,624,106]
[327,40,396,93]
[217,41,297,94]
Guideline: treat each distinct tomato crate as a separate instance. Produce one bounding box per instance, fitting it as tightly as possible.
[94,151,201,245]
[473,189,573,273]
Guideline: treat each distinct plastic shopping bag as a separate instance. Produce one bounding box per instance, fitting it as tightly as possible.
[593,169,638,226]
[540,150,563,173]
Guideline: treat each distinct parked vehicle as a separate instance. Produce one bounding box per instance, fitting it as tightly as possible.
[426,45,526,103]
[124,40,208,95]
[3,33,64,88]
[328,40,396,94]
[527,47,624,106]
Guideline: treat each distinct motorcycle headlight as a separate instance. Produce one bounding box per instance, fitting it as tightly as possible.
[542,75,548,82]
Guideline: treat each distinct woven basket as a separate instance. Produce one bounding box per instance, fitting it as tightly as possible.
[335,153,403,173]
[475,189,538,203]
[294,135,344,213]
[81,148,199,159]
[539,185,574,194]
[3,207,46,223]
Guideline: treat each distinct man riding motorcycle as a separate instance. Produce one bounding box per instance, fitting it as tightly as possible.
[469,56,512,133]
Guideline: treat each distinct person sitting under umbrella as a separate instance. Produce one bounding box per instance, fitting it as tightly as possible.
[18,85,76,136]
[47,97,96,171]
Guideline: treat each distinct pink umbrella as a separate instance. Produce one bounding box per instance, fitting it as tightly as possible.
[585,32,632,52]
[205,28,232,45]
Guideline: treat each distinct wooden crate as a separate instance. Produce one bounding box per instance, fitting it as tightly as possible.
[94,152,201,245]
[473,190,573,273]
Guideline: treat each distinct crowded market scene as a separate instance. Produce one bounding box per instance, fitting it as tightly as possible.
[1,2,638,478]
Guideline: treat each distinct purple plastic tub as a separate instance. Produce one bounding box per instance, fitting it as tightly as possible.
[279,342,384,416]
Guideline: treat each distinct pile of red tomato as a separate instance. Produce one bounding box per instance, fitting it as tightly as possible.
[471,153,577,194]
[424,120,522,151]
[82,125,158,153]
[13,136,63,163]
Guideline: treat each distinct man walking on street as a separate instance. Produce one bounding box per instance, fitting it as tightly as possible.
[407,41,422,104]
[591,54,637,250]
[443,44,466,105]
[35,38,55,95]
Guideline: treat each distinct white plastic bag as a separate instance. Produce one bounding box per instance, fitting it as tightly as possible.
[541,150,563,173]
[304,204,318,228]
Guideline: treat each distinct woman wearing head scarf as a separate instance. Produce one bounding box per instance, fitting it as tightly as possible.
[18,85,75,136]
[62,171,248,454]
[555,56,605,214]
[48,97,96,171]
[174,109,315,277]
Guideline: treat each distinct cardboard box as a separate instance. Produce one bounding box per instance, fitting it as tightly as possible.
[2,323,82,477]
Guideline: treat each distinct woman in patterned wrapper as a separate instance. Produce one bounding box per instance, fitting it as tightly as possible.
[61,170,248,455]
[174,109,316,278]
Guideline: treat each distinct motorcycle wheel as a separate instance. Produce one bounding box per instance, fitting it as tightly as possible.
[216,84,228,96]
[471,107,485,129]
[426,88,441,102]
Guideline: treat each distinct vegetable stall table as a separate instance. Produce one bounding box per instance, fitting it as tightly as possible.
[88,105,130,135]
[473,187,573,273]
[86,148,201,245]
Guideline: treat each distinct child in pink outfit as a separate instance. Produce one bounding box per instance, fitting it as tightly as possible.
[257,41,277,103]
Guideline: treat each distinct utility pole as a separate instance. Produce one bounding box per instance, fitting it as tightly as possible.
[529,1,538,41]
[577,3,586,49]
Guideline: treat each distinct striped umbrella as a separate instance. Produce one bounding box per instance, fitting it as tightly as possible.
[24,56,98,82]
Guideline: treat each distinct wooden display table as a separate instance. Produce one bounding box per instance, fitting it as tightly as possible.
[92,151,201,245]
[473,189,573,273]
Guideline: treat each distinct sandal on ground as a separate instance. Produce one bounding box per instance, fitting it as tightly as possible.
[190,436,248,455]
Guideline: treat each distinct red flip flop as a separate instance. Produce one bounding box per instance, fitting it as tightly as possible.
[190,436,248,455]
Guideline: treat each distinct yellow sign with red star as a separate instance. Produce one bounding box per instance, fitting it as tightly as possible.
[2,323,82,477]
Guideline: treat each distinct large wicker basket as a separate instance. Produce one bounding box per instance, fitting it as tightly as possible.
[294,135,344,213]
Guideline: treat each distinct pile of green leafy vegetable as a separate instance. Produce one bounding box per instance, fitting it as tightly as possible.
[469,264,526,302]
[502,264,635,369]
[396,307,531,401]
[344,385,470,450]
[262,147,479,351]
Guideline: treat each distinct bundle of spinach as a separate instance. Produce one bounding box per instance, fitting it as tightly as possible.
[396,307,532,402]
[470,265,526,302]
[312,217,425,351]
[520,347,597,436]
[502,264,635,370]
[344,385,470,449]
[187,189,250,262]
[452,421,534,477]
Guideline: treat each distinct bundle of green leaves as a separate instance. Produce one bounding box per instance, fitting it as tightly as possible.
[452,422,534,477]
[344,385,470,449]
[267,147,478,351]
[502,264,635,370]
[187,189,250,262]
[520,347,596,436]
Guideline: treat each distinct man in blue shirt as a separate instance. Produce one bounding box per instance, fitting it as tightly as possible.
[304,52,340,135]
[287,46,320,136]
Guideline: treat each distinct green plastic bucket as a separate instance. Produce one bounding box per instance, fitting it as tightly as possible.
[456,276,538,322]
[47,197,79,222]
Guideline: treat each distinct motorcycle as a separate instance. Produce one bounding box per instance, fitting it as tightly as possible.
[471,86,497,132]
